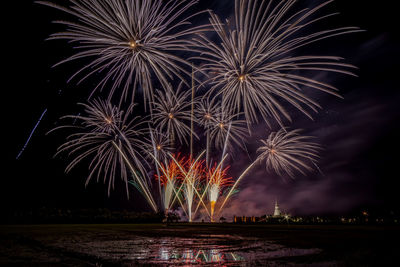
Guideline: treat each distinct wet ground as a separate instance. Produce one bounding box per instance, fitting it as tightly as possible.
[0,224,397,266]
[54,235,324,266]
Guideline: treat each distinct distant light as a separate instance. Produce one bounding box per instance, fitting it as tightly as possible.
[238,74,246,82]
[168,113,174,119]
[362,211,368,216]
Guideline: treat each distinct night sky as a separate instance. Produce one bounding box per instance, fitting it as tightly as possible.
[4,0,399,219]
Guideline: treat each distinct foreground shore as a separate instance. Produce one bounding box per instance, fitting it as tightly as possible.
[0,223,396,266]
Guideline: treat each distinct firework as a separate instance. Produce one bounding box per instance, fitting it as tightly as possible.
[152,83,198,146]
[16,108,47,159]
[194,0,361,127]
[52,99,157,211]
[155,155,184,212]
[145,128,173,165]
[181,156,206,222]
[206,164,233,222]
[38,0,207,105]
[209,108,248,152]
[256,128,320,177]
[38,0,360,221]
[168,152,210,222]
[217,128,320,216]
[196,98,221,131]
[145,128,173,205]
[195,97,221,165]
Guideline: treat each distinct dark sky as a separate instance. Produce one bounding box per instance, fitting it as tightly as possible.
[3,0,399,218]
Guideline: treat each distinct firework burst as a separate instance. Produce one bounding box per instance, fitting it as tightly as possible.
[218,128,320,216]
[38,0,361,221]
[195,97,221,131]
[209,108,248,152]
[195,97,221,165]
[38,0,208,105]
[256,128,320,177]
[144,129,173,165]
[152,82,198,146]
[194,0,361,127]
[52,99,157,211]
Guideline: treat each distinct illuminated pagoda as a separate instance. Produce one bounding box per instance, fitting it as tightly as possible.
[273,200,281,217]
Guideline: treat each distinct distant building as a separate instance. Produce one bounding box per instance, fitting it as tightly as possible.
[233,200,285,223]
[233,215,259,223]
[273,200,281,217]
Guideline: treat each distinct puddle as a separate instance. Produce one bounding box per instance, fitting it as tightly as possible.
[55,235,324,265]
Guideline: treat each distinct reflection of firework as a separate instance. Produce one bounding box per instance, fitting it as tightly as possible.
[38,0,207,104]
[195,0,360,126]
[257,129,320,177]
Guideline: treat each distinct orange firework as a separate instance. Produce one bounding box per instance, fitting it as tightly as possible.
[155,154,185,212]
[207,164,233,222]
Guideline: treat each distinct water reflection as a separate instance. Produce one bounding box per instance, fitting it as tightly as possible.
[55,234,322,265]
[158,247,243,264]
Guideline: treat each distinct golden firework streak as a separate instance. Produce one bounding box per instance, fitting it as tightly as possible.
[210,200,216,222]
[149,153,188,217]
[169,151,211,219]
[112,141,158,212]
[216,160,258,216]
[193,154,228,217]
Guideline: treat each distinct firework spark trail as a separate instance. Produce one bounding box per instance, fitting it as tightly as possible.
[216,160,257,216]
[112,141,157,212]
[16,108,47,159]
[207,164,233,221]
[169,151,211,221]
[194,0,362,127]
[220,122,232,166]
[149,128,163,208]
[193,154,228,217]
[152,153,187,214]
[195,97,221,166]
[37,0,209,106]
[181,157,205,222]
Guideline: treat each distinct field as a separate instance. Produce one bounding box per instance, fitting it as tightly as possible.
[0,223,397,266]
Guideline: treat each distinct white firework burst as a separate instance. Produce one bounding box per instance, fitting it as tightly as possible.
[256,128,321,177]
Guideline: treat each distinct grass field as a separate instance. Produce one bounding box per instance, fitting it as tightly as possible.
[0,223,397,266]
